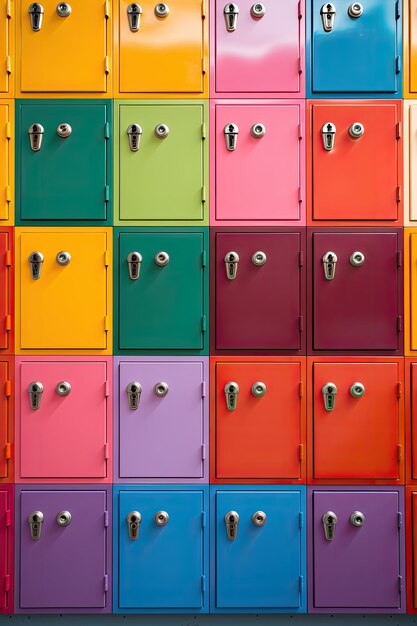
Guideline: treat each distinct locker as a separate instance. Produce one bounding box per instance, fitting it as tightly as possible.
[0,229,12,353]
[211,101,305,225]
[210,357,306,483]
[406,359,417,482]
[0,102,13,223]
[15,358,112,483]
[404,1,417,97]
[0,0,13,97]
[404,228,417,354]
[406,487,417,612]
[15,228,112,355]
[0,359,12,482]
[114,486,209,613]
[404,102,417,224]
[0,486,13,614]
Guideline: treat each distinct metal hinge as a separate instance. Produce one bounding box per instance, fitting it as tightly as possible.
[299,444,304,461]
[105,185,110,202]
[202,251,207,267]
[105,56,109,74]
[398,575,403,592]
[201,511,206,527]
[299,511,304,528]
[201,123,206,139]
[396,122,401,139]
[5,443,11,460]
[104,122,110,139]
[299,250,304,266]
[105,0,110,18]
[5,315,11,331]
[202,186,206,203]
[201,575,206,592]
[396,186,401,203]
[104,575,109,592]
[298,187,303,203]
[201,444,206,460]
[299,381,304,397]
[298,0,302,18]
[299,316,304,332]
[5,122,10,139]
[6,0,12,18]
[104,316,110,331]
[104,511,109,527]
[299,575,304,593]
[398,444,403,463]
[105,381,110,397]
[397,382,402,398]
[202,57,206,74]
[201,0,206,18]
[395,0,400,19]
[298,56,303,74]
[4,575,10,592]
[5,187,11,202]
[298,122,303,139]
[201,381,206,397]
[398,511,403,529]
[397,251,402,267]
[202,316,207,332]
[6,56,11,74]
[4,380,11,397]
[5,250,11,266]
[5,510,11,527]
[397,316,402,333]
[104,443,110,459]
[104,251,109,266]
[396,56,401,74]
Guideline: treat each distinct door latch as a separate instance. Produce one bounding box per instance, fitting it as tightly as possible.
[224,251,239,280]
[154,124,169,138]
[57,123,72,138]
[350,511,365,526]
[127,511,141,540]
[127,382,142,410]
[29,511,44,540]
[29,3,44,31]
[154,511,169,526]
[28,123,44,151]
[348,3,363,18]
[224,123,239,151]
[224,382,239,410]
[154,382,169,397]
[155,2,169,17]
[56,2,71,17]
[28,382,43,410]
[252,511,267,526]
[349,251,365,267]
[56,251,71,266]
[250,123,266,138]
[127,124,142,151]
[56,511,72,526]
[154,251,169,266]
[56,381,71,397]
[322,511,337,541]
[224,3,239,31]
[251,251,267,266]
[322,251,337,280]
[127,252,142,280]
[251,382,267,397]
[250,3,265,18]
[29,251,44,280]
[322,122,336,151]
[322,382,337,411]
[127,3,142,30]
[348,122,364,139]
[224,511,239,540]
[350,382,365,398]
[320,3,335,32]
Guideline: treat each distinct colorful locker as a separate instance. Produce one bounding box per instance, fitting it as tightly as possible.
[404,102,417,225]
[16,100,112,225]
[114,357,208,483]
[307,101,402,225]
[308,358,405,484]
[113,486,209,613]
[406,486,417,612]
[404,228,417,354]
[0,102,13,224]
[210,357,306,483]
[16,486,112,613]
[0,1,13,98]
[0,358,12,483]
[211,486,307,613]
[212,229,306,354]
[0,485,13,614]
[0,228,12,354]
[210,101,305,226]
[114,228,208,354]
[210,0,305,98]
[404,0,417,98]
[115,101,208,226]
[308,228,403,354]
[308,487,405,613]
[406,358,417,482]
[307,0,402,98]
[15,228,112,355]
[15,358,112,484]
[16,0,112,97]
[115,0,208,98]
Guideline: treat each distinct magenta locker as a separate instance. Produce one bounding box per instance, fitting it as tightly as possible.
[0,485,13,614]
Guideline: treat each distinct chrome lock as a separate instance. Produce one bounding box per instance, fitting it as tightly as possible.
[322,511,337,541]
[252,511,267,526]
[56,2,71,17]
[224,3,239,31]
[250,123,266,138]
[127,252,142,280]
[224,251,239,280]
[250,3,265,18]
[154,123,169,138]
[28,123,44,152]
[127,511,141,540]
[56,123,72,138]
[348,122,364,139]
[224,123,239,151]
[28,511,44,540]
[322,382,337,411]
[154,251,169,266]
[56,511,71,526]
[28,382,43,410]
[350,511,365,527]
[322,251,337,280]
[56,251,71,266]
[251,382,267,397]
[127,124,142,151]
[322,122,336,151]
[155,2,169,17]
[252,251,266,266]
[321,2,336,32]
[154,382,169,397]
[29,251,44,280]
[127,382,142,410]
[154,511,169,526]
[350,382,365,398]
[127,3,142,30]
[56,381,71,397]
[348,2,363,18]
[224,511,239,540]
[225,382,239,411]
[29,3,44,31]
[350,251,365,267]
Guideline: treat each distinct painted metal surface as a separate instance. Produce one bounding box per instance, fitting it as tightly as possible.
[0,102,13,223]
[0,229,12,353]
[0,358,12,482]
[0,0,13,97]
[0,485,13,614]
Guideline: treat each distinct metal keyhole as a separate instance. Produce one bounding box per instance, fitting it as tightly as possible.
[154,382,169,397]
[57,123,72,138]
[56,251,71,266]
[251,123,266,138]
[155,2,169,17]
[252,511,267,526]
[348,2,363,17]
[154,251,169,266]
[154,124,169,138]
[29,3,44,31]
[350,511,365,526]
[250,3,265,18]
[56,511,72,526]
[348,122,364,139]
[56,2,71,16]
[350,382,365,398]
[154,511,169,526]
[251,382,267,397]
[252,251,267,266]
[56,381,71,397]
[350,251,365,267]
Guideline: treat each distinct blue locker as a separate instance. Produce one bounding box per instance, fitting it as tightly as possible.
[113,486,209,614]
[307,0,402,97]
[211,486,307,613]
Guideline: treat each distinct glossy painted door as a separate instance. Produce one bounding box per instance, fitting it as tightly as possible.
[212,102,305,225]
[310,230,402,353]
[0,486,13,614]
[0,359,11,481]
[406,488,417,612]
[309,488,405,612]
[403,229,417,354]
[16,228,111,354]
[115,487,208,613]
[407,360,417,481]
[17,0,110,96]
[117,0,207,97]
[212,0,304,97]
[212,487,306,613]
[16,101,111,224]
[117,358,207,482]
[406,0,417,96]
[0,230,12,352]
[309,102,401,223]
[116,102,207,225]
[17,487,111,613]
[309,0,401,96]
[0,103,13,223]
[309,359,404,483]
[116,229,207,353]
[211,359,305,482]
[0,1,13,97]
[214,230,305,353]
[16,358,111,483]
[400,102,416,224]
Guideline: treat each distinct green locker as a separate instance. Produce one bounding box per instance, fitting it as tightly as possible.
[115,100,208,226]
[114,228,209,354]
[16,100,112,225]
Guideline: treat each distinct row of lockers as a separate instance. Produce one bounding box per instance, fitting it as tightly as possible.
[2,356,417,484]
[0,0,414,99]
[0,227,416,355]
[1,99,416,226]
[1,485,417,614]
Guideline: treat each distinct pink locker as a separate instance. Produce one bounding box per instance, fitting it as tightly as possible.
[0,485,13,613]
